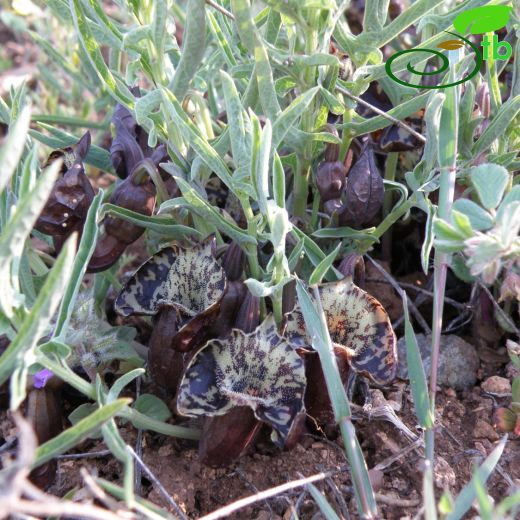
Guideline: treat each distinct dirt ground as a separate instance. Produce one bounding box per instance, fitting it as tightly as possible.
[2,365,518,519]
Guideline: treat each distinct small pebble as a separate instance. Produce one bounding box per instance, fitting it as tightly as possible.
[481,375,511,395]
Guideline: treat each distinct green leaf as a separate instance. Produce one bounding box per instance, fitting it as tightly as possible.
[421,199,436,274]
[473,95,520,156]
[102,203,201,238]
[107,368,145,403]
[0,104,31,194]
[470,163,510,211]
[170,0,206,99]
[453,199,494,231]
[54,192,103,339]
[69,0,133,107]
[231,0,280,119]
[272,152,286,209]
[451,210,474,239]
[33,399,131,467]
[68,403,102,438]
[134,394,172,422]
[220,70,247,167]
[161,88,236,193]
[271,87,319,149]
[402,294,433,428]
[0,238,76,391]
[309,244,341,286]
[174,177,256,244]
[0,159,62,318]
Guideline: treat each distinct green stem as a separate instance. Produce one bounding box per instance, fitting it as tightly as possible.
[121,409,201,440]
[239,197,261,280]
[358,194,416,255]
[382,152,399,260]
[293,8,320,218]
[36,355,95,399]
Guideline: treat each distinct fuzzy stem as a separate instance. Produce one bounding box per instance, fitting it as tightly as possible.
[293,8,320,218]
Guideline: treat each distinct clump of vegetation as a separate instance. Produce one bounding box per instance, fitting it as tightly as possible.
[1,0,520,518]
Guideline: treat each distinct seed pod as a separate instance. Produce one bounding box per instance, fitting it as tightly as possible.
[35,132,95,236]
[338,143,384,228]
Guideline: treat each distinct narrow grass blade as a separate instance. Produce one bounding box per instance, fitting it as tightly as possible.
[102,203,201,238]
[402,293,434,428]
[295,281,378,518]
[309,243,341,286]
[70,0,133,107]
[307,484,341,520]
[446,436,507,520]
[161,88,235,192]
[33,398,131,467]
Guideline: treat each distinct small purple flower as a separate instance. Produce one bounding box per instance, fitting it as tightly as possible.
[33,368,54,389]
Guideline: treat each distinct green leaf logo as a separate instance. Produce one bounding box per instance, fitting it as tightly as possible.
[453,5,512,35]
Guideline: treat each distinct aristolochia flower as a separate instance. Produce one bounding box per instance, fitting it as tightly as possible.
[115,237,227,352]
[284,276,397,386]
[177,316,306,445]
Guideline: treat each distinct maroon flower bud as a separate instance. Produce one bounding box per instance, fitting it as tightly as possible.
[234,290,260,333]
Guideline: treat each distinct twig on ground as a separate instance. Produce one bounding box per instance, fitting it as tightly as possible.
[336,86,427,144]
[199,467,349,520]
[365,255,431,333]
[373,438,424,472]
[325,476,351,519]
[231,468,276,516]
[125,445,189,520]
[365,278,469,311]
[81,468,124,513]
[134,377,143,497]
[56,450,111,459]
